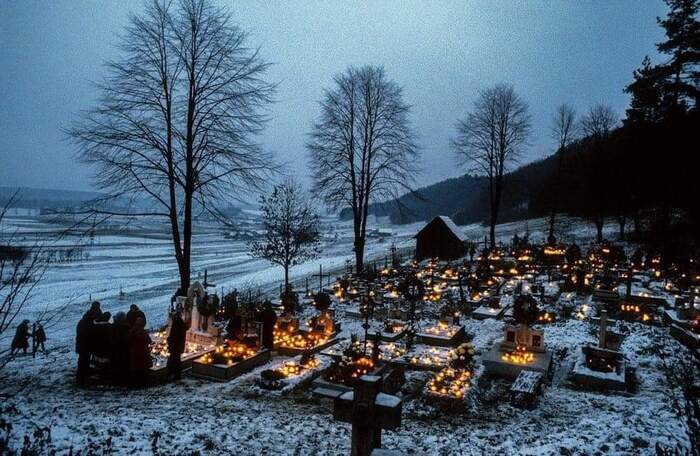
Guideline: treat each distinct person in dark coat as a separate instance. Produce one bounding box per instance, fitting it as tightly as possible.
[32,323,46,357]
[11,320,31,355]
[111,311,130,385]
[128,317,152,387]
[226,311,243,341]
[258,301,278,350]
[92,312,114,375]
[166,311,187,380]
[126,304,146,328]
[75,301,102,385]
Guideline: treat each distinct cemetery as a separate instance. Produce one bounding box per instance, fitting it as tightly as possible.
[2,0,699,453]
[49,222,695,453]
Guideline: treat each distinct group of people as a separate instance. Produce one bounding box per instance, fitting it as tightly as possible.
[10,320,46,357]
[75,301,153,386]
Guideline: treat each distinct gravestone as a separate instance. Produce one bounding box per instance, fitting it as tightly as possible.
[334,375,402,456]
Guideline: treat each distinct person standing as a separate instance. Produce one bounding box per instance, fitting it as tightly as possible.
[128,317,152,387]
[92,312,114,376]
[126,304,146,328]
[111,311,130,385]
[166,311,187,381]
[10,320,30,356]
[76,301,102,385]
[258,301,278,351]
[32,323,46,357]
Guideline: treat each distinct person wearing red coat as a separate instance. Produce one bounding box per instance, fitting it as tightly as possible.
[128,317,152,387]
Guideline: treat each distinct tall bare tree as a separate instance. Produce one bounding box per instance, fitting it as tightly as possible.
[308,66,418,273]
[69,0,275,293]
[579,104,618,242]
[248,179,321,293]
[453,83,531,248]
[547,103,578,243]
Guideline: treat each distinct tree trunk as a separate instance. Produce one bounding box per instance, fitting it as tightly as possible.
[354,237,365,274]
[618,215,626,240]
[595,216,604,243]
[284,263,290,293]
[633,212,642,235]
[548,210,556,244]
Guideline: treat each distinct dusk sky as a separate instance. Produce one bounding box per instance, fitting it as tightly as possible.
[1,1,667,193]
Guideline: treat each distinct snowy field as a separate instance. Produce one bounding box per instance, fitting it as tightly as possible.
[1,215,691,455]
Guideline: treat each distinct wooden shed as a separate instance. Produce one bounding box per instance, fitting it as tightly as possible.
[415,216,467,261]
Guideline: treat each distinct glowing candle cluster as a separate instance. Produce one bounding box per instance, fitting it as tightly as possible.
[501,345,534,365]
[422,321,459,338]
[427,368,471,398]
[277,357,320,378]
[273,326,330,349]
[197,342,257,366]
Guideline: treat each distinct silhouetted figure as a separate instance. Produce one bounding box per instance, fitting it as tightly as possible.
[92,312,113,375]
[258,301,278,350]
[111,311,130,385]
[126,304,146,328]
[10,320,30,356]
[128,317,152,387]
[166,311,187,380]
[75,301,102,385]
[226,312,243,340]
[32,323,46,357]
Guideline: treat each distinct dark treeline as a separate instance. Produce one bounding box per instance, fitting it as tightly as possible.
[355,0,699,257]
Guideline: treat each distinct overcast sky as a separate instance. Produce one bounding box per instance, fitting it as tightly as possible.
[0,1,667,193]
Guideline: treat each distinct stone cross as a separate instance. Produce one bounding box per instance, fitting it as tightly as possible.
[334,375,402,456]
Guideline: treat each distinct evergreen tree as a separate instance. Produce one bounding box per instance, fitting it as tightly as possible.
[624,56,664,124]
[655,0,700,112]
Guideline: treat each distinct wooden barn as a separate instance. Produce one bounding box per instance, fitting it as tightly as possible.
[415,216,467,261]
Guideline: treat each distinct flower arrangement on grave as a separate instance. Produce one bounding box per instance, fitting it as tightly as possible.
[314,291,331,312]
[324,345,375,386]
[196,293,219,317]
[427,342,475,398]
[280,287,299,314]
[513,294,540,326]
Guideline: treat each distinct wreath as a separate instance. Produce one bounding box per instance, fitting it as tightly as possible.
[196,294,219,317]
[447,342,475,370]
[399,275,425,301]
[512,294,540,326]
[314,292,332,312]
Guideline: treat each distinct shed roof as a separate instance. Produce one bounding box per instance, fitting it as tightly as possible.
[431,215,467,242]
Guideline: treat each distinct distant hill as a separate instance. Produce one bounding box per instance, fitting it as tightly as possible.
[340,174,487,224]
[341,151,560,226]
[0,186,103,210]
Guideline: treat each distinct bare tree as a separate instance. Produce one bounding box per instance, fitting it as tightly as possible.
[308,65,418,273]
[68,0,276,293]
[547,103,578,243]
[248,179,321,293]
[453,83,531,248]
[579,104,618,242]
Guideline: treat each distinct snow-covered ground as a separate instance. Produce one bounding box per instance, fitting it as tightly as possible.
[1,214,691,455]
